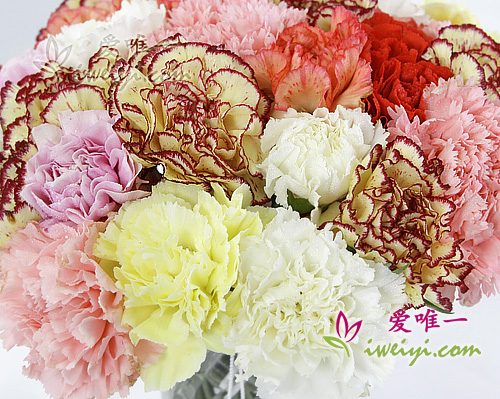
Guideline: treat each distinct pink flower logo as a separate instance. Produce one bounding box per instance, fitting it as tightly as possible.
[323,310,362,357]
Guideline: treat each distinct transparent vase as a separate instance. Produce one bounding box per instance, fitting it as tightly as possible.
[162,352,259,399]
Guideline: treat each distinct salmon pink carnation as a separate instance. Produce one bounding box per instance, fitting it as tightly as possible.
[0,221,162,399]
[388,77,500,304]
[149,0,307,57]
[245,6,372,113]
[36,0,123,43]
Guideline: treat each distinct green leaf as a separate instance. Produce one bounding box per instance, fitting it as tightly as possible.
[346,246,357,255]
[392,263,410,274]
[320,198,341,213]
[270,195,280,209]
[287,190,315,215]
[423,298,454,314]
[323,336,343,349]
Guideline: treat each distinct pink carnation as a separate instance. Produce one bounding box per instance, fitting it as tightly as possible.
[148,0,307,56]
[388,77,500,305]
[0,221,162,399]
[0,42,48,92]
[21,110,145,225]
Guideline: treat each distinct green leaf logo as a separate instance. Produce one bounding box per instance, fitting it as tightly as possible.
[323,310,362,357]
[323,336,350,357]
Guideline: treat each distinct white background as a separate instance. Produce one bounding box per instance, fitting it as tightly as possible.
[1,1,500,398]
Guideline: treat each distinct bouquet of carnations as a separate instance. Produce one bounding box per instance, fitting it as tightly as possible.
[0,0,498,398]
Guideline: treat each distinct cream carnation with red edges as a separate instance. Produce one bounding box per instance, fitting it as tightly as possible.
[109,36,271,203]
[324,137,472,310]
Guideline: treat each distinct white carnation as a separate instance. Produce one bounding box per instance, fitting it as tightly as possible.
[377,0,449,37]
[227,208,405,399]
[259,106,387,208]
[378,0,428,20]
[42,0,166,69]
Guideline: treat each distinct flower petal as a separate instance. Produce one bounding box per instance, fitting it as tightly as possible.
[274,64,331,112]
[141,335,207,391]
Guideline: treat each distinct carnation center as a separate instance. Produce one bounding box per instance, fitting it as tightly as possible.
[264,283,337,347]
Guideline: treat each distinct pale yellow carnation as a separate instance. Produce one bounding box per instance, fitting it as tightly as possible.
[95,181,273,390]
[421,0,479,25]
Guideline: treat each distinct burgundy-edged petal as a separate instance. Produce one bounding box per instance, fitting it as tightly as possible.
[109,40,271,204]
[325,137,471,310]
[423,23,500,102]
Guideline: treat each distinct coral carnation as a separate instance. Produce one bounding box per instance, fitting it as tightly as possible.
[245,6,372,113]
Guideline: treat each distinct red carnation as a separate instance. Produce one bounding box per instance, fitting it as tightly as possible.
[362,10,453,126]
